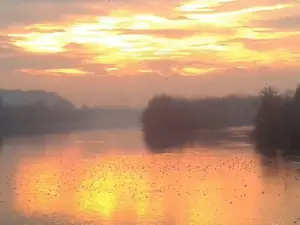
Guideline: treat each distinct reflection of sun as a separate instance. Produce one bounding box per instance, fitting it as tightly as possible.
[77,175,117,218]
[75,157,150,220]
[15,159,62,215]
[15,150,265,224]
[15,153,151,221]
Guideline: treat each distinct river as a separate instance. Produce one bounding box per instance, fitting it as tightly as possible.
[0,129,300,225]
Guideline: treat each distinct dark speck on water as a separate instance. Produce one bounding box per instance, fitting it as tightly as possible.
[0,129,300,225]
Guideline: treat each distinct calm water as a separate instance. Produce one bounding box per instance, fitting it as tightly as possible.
[0,129,300,225]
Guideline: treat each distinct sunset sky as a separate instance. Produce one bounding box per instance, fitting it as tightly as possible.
[1,0,300,107]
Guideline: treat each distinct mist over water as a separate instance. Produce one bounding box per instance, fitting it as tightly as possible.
[0,129,300,225]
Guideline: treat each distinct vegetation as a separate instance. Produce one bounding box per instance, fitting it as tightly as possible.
[252,85,300,158]
[0,89,74,108]
[3,86,300,158]
[141,95,258,151]
[142,87,300,156]
[0,90,140,136]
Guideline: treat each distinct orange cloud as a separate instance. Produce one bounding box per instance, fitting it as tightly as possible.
[0,0,299,78]
[18,68,88,76]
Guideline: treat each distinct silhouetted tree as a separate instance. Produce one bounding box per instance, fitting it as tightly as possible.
[0,97,3,150]
[141,95,198,151]
[0,92,140,136]
[283,85,300,157]
[252,87,283,157]
[252,85,300,158]
[0,97,3,135]
[142,94,259,151]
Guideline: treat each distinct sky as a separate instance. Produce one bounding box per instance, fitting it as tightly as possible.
[0,0,300,107]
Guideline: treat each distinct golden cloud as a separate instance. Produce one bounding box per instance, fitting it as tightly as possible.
[1,0,300,76]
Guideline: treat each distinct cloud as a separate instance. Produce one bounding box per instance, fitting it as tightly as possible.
[0,1,105,27]
[0,0,180,28]
[118,27,234,38]
[0,0,300,106]
[253,15,300,30]
[2,67,300,107]
[235,35,300,52]
[0,48,84,72]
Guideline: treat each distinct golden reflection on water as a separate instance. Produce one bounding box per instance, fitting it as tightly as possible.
[13,149,299,224]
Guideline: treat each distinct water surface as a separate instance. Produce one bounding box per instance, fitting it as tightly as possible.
[0,129,300,225]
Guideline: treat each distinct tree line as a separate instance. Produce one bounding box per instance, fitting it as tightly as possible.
[0,97,78,135]
[141,95,259,151]
[142,86,300,157]
[252,85,300,158]
[0,96,140,136]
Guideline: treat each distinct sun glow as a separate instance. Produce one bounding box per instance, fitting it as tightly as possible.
[14,149,265,224]
[2,0,299,76]
[18,68,88,76]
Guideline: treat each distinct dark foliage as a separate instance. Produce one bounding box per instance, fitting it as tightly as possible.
[141,94,258,152]
[252,85,300,157]
[0,92,140,136]
[0,89,75,108]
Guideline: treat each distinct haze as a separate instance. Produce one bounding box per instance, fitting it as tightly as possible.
[1,0,300,107]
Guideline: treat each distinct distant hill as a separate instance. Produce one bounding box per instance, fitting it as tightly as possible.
[0,89,74,108]
[0,89,141,136]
